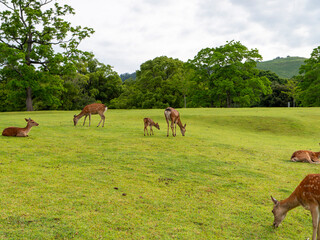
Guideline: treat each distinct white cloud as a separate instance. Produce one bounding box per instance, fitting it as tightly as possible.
[60,0,319,73]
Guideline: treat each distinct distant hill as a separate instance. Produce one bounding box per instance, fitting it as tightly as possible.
[256,56,306,79]
[120,72,136,82]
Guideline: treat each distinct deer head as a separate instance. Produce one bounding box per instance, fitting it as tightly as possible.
[73,114,79,126]
[155,123,160,130]
[271,196,287,228]
[180,124,186,136]
[25,118,39,127]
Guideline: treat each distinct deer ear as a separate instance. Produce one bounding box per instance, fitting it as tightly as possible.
[184,124,186,128]
[271,196,278,205]
[25,118,28,121]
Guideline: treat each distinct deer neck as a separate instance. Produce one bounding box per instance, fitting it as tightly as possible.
[280,193,300,212]
[23,123,33,135]
[76,111,86,119]
[177,118,184,129]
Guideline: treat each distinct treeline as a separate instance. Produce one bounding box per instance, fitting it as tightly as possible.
[2,40,320,111]
[1,0,319,111]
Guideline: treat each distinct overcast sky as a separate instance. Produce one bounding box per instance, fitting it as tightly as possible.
[62,0,319,74]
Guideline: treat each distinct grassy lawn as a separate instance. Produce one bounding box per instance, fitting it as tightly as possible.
[0,108,320,239]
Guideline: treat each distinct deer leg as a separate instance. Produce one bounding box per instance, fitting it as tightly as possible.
[97,114,105,127]
[166,119,169,137]
[171,122,175,137]
[150,126,153,135]
[318,218,320,240]
[102,115,105,127]
[88,114,91,127]
[83,115,88,126]
[310,205,319,240]
[311,156,320,164]
[307,154,315,164]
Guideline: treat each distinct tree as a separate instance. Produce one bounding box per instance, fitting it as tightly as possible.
[109,78,142,109]
[258,70,292,107]
[298,46,320,106]
[0,0,94,110]
[283,77,300,107]
[188,41,272,107]
[136,56,186,108]
[76,55,123,105]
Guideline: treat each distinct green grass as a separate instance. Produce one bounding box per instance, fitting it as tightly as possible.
[256,56,306,78]
[1,108,320,239]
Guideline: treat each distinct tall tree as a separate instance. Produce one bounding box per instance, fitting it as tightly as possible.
[298,46,320,106]
[110,56,186,109]
[0,0,94,110]
[258,70,292,107]
[76,55,123,105]
[188,41,272,107]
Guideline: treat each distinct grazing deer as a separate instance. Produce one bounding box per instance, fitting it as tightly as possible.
[73,103,107,127]
[291,150,320,164]
[2,118,39,137]
[143,118,160,136]
[164,107,186,137]
[271,174,320,240]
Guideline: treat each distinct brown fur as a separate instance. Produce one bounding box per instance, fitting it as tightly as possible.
[143,118,160,136]
[291,150,320,164]
[164,107,186,137]
[2,118,39,137]
[73,103,107,127]
[271,174,320,240]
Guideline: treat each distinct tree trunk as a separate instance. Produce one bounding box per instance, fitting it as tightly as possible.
[26,87,34,111]
[226,92,231,108]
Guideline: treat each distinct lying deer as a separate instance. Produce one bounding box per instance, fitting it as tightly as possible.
[2,118,39,137]
[291,150,320,164]
[73,103,107,127]
[271,174,320,240]
[143,118,160,136]
[164,107,186,137]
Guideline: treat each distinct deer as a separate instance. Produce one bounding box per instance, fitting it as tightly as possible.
[2,118,39,137]
[73,103,107,127]
[291,150,320,164]
[164,107,186,137]
[271,174,320,240]
[143,118,160,136]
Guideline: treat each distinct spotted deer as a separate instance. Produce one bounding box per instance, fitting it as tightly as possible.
[73,103,107,127]
[2,118,39,137]
[143,118,160,136]
[164,107,186,137]
[271,174,320,240]
[291,150,320,164]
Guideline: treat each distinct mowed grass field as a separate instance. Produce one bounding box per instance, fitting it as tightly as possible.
[1,108,320,239]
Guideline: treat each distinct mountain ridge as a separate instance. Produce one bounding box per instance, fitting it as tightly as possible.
[256,56,306,79]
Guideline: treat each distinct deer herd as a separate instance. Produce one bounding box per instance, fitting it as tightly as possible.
[2,103,320,239]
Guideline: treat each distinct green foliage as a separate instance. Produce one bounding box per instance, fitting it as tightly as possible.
[58,55,122,110]
[1,108,320,239]
[256,56,306,79]
[258,70,292,107]
[188,41,272,107]
[0,0,94,110]
[297,47,320,106]
[111,56,186,109]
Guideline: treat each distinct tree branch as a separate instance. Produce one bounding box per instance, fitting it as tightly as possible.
[0,1,14,10]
